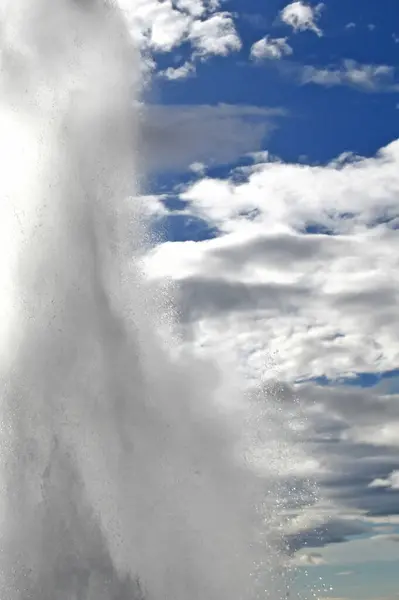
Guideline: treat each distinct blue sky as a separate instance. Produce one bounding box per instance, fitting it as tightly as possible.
[150,0,399,164]
[122,1,399,599]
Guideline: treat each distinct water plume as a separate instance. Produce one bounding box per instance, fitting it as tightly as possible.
[0,1,291,599]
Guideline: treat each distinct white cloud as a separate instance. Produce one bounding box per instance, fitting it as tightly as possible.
[369,471,399,489]
[118,0,191,52]
[175,0,208,17]
[250,36,293,61]
[144,140,399,383]
[301,60,399,91]
[116,0,241,68]
[188,12,242,57]
[281,1,324,37]
[160,61,196,80]
[342,423,399,449]
[189,162,207,175]
[137,194,169,218]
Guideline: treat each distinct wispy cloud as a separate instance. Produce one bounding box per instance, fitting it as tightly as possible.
[300,60,399,92]
[140,104,284,172]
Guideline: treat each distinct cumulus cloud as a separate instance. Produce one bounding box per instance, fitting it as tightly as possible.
[175,0,212,18]
[116,0,241,71]
[301,60,399,92]
[145,140,399,382]
[250,36,293,61]
[281,1,324,37]
[188,12,242,57]
[119,0,191,52]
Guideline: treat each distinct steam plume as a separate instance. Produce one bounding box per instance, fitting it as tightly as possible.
[0,2,288,599]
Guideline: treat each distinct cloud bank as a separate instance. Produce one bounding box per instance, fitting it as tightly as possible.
[143,139,399,551]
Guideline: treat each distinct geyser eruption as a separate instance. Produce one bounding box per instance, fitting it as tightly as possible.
[0,1,288,599]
